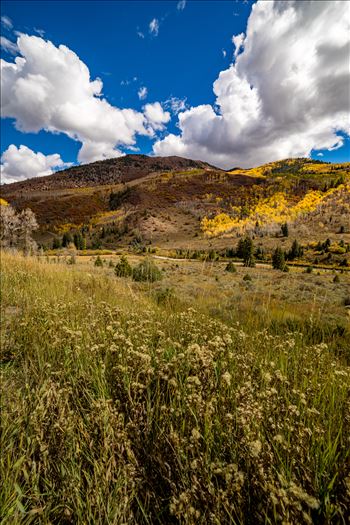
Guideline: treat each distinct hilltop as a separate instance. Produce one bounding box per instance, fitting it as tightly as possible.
[1,154,215,193]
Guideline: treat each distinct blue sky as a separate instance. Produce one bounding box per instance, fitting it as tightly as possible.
[1,0,349,182]
[1,0,253,164]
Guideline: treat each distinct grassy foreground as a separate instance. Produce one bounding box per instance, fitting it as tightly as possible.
[1,252,349,524]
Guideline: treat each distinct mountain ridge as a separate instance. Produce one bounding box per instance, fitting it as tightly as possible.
[1,154,218,193]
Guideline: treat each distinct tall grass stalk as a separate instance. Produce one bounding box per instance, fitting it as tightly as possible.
[1,252,349,524]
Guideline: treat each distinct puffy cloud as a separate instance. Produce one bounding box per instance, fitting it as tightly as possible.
[138,86,148,100]
[149,18,159,36]
[143,102,171,131]
[0,36,18,55]
[154,0,350,168]
[177,0,186,11]
[1,15,13,30]
[1,34,169,163]
[78,141,123,164]
[1,144,69,184]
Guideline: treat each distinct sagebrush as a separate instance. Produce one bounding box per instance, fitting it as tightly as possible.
[1,252,349,524]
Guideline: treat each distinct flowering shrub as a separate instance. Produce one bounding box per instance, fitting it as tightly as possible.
[1,253,349,524]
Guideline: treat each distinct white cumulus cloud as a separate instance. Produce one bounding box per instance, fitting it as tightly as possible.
[1,34,169,165]
[177,0,186,11]
[154,0,350,168]
[143,102,171,132]
[0,144,69,184]
[78,141,123,164]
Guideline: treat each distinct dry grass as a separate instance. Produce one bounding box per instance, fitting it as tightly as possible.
[1,251,350,524]
[75,254,350,334]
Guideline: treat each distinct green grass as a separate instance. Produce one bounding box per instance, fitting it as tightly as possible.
[1,252,349,524]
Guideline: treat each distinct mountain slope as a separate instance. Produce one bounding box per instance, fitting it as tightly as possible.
[1,156,349,262]
[1,154,216,194]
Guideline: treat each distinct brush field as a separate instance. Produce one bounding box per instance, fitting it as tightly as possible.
[1,252,350,524]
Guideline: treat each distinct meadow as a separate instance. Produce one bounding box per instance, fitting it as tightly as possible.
[1,251,350,524]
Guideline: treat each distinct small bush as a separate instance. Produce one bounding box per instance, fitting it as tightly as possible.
[94,255,103,267]
[333,275,340,283]
[305,266,313,274]
[132,258,162,282]
[243,273,252,282]
[225,261,237,273]
[154,287,176,305]
[2,252,350,525]
[115,255,132,278]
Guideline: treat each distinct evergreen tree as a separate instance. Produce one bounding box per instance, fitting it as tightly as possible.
[288,239,303,260]
[52,237,62,249]
[255,246,265,261]
[237,236,255,267]
[73,232,84,250]
[323,238,331,252]
[208,249,217,261]
[225,248,235,258]
[281,222,289,237]
[272,247,287,271]
[62,232,73,247]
